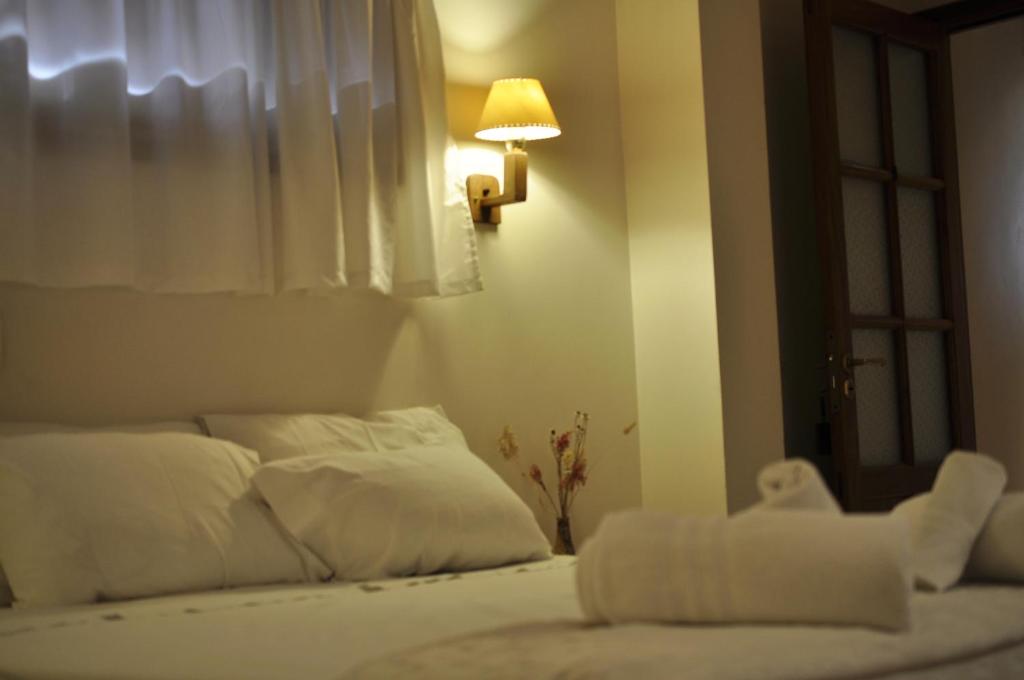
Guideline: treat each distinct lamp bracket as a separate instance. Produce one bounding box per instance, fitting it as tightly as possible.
[467,148,528,225]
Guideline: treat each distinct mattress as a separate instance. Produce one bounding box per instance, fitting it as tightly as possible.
[2,557,1024,680]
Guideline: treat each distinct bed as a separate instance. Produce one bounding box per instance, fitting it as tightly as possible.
[1,557,1023,680]
[1,416,1022,679]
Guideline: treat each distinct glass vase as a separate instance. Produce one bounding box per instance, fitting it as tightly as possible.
[554,516,576,555]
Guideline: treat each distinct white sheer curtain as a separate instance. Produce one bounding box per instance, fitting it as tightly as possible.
[0,0,481,297]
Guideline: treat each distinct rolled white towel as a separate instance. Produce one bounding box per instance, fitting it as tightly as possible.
[970,492,1024,581]
[891,451,1006,591]
[895,490,1023,584]
[754,459,841,513]
[577,509,912,631]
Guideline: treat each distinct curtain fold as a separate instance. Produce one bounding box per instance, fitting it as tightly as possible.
[0,0,481,297]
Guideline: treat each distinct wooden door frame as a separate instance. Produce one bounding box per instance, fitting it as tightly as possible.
[934,26,977,453]
[805,0,859,506]
[804,0,977,510]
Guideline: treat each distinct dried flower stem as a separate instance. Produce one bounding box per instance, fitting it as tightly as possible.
[526,470,559,514]
[499,412,635,521]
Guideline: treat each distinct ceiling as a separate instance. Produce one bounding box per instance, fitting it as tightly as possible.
[433,0,552,53]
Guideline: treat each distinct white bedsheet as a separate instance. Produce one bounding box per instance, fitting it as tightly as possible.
[2,556,1024,680]
[345,583,1024,680]
[0,558,579,680]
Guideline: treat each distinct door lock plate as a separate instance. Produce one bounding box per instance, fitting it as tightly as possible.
[842,378,855,399]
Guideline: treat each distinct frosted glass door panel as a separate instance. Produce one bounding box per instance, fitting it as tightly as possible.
[898,188,944,318]
[907,331,952,463]
[843,178,892,315]
[852,330,901,466]
[833,27,883,167]
[889,43,934,177]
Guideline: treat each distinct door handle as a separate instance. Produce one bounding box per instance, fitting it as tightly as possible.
[842,355,887,371]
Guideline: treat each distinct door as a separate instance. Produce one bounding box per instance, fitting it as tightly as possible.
[804,0,975,511]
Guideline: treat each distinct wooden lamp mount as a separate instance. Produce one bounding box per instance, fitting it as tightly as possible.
[466,143,528,226]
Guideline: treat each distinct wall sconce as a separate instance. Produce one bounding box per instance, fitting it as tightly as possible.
[467,78,561,225]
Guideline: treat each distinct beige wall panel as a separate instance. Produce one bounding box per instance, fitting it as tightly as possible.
[951,17,1024,488]
[616,0,728,515]
[700,0,787,512]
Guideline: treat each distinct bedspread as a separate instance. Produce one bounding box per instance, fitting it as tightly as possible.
[0,558,579,680]
[3,557,1023,680]
[344,583,1024,680]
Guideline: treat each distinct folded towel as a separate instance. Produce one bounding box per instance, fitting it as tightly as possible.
[753,459,841,513]
[896,490,1023,584]
[891,451,1006,592]
[970,492,1024,582]
[577,509,911,631]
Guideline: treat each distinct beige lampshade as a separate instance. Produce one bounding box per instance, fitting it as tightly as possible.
[474,78,561,142]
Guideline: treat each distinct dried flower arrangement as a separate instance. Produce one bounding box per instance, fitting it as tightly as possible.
[498,411,596,555]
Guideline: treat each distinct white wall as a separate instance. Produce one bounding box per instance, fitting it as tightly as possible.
[700,0,787,512]
[0,0,643,544]
[613,0,786,515]
[615,0,728,515]
[426,0,644,542]
[952,17,1024,488]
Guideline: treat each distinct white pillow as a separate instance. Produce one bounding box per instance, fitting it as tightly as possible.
[0,433,330,607]
[0,420,203,608]
[891,451,1006,591]
[200,406,468,462]
[369,406,470,450]
[898,491,1024,583]
[252,445,552,580]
